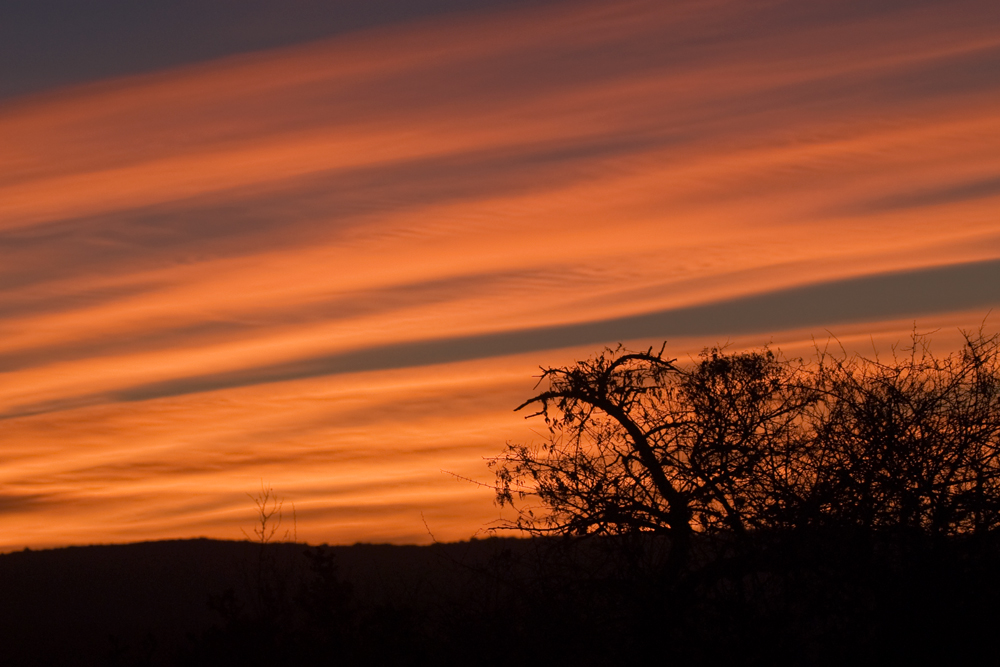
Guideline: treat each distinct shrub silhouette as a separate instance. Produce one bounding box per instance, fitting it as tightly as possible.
[491,329,1000,573]
[805,334,1000,536]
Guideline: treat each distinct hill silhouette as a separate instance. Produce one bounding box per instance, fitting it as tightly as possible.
[2,532,1000,666]
[0,537,545,666]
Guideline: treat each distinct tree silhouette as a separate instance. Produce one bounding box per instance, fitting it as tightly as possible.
[491,330,1000,575]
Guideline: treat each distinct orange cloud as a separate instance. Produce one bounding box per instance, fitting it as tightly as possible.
[1,0,1000,550]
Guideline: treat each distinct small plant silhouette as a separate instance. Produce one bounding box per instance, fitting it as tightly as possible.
[242,480,296,545]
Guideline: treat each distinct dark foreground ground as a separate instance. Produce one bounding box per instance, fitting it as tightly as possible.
[1,531,999,666]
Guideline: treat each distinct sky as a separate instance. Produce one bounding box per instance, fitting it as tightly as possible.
[2,0,1000,550]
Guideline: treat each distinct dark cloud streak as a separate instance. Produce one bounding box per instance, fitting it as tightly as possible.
[0,133,670,291]
[0,267,585,373]
[0,0,550,101]
[20,257,988,411]
[0,493,57,516]
[7,258,992,421]
[843,175,1000,215]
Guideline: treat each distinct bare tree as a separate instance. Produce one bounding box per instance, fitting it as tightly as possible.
[239,482,299,623]
[243,481,296,545]
[490,344,815,574]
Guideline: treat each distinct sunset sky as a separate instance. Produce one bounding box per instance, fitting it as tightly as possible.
[3,0,1000,550]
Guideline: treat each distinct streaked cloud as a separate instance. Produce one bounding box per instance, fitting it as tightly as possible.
[2,0,1000,549]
